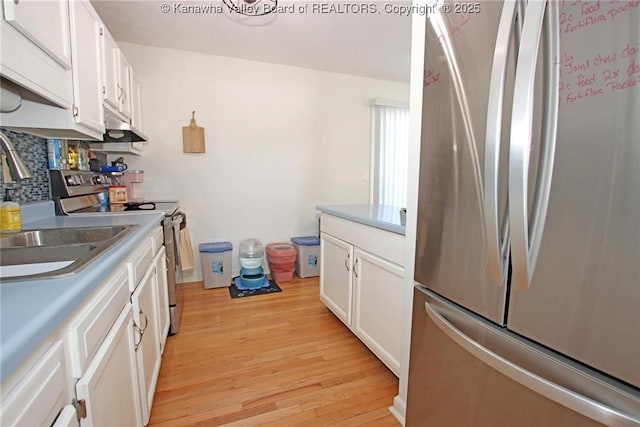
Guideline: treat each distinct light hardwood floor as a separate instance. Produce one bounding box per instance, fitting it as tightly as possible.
[148,277,401,426]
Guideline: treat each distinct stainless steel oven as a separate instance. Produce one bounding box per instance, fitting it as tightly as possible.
[50,169,185,334]
[164,211,184,334]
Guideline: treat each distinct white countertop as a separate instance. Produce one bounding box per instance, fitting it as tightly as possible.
[316,204,406,235]
[0,201,164,382]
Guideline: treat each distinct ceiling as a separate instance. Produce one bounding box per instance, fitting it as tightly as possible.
[91,0,412,82]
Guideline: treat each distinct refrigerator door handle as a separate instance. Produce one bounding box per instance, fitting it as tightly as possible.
[424,299,640,426]
[484,0,517,285]
[508,0,560,291]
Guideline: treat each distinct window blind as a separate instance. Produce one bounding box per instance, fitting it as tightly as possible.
[374,104,409,208]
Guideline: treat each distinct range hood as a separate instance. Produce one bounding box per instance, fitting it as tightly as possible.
[103,109,148,142]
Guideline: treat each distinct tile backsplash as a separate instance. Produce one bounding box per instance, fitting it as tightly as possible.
[0,129,51,203]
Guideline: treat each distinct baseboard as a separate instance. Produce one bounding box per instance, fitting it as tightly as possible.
[389,395,406,426]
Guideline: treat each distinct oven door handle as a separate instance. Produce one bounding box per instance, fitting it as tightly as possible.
[171,214,183,274]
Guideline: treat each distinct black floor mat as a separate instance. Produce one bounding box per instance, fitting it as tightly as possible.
[228,279,282,299]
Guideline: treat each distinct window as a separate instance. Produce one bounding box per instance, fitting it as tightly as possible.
[372,99,409,207]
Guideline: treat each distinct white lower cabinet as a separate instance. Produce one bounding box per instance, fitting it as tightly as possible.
[131,265,162,425]
[0,341,73,427]
[154,246,170,353]
[65,264,141,426]
[319,214,405,377]
[53,405,79,427]
[75,304,141,426]
[353,248,403,375]
[1,227,168,427]
[320,232,354,325]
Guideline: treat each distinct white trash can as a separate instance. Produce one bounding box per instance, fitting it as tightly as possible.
[290,236,320,278]
[199,241,233,288]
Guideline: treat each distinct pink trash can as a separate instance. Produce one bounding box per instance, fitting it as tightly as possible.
[266,243,297,283]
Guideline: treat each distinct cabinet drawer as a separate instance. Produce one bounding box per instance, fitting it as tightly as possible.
[321,214,405,266]
[151,226,163,256]
[65,265,129,378]
[0,341,67,427]
[127,238,153,291]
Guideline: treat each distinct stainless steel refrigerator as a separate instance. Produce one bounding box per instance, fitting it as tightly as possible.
[406,0,640,425]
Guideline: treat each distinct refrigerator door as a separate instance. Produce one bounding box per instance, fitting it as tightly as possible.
[406,287,640,426]
[415,1,517,324]
[507,0,640,389]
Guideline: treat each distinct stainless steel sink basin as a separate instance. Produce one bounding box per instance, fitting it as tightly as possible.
[0,225,138,282]
[0,225,131,248]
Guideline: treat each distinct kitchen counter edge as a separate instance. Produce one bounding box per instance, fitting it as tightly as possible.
[316,204,406,235]
[0,202,165,382]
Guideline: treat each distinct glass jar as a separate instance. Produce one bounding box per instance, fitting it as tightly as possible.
[67,144,78,170]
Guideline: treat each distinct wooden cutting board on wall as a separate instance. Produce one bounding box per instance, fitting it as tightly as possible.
[182,111,205,153]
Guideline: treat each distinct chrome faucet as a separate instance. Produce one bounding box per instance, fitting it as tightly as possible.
[0,130,31,181]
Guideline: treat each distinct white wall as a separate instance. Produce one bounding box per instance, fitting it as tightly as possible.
[120,43,408,280]
[390,11,426,426]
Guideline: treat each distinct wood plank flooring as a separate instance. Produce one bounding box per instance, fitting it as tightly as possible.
[148,277,400,426]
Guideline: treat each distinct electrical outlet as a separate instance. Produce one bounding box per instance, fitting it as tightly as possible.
[1,154,16,184]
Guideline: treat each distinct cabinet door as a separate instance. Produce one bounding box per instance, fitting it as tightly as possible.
[130,69,143,132]
[131,266,161,425]
[75,305,142,427]
[118,52,132,119]
[353,248,403,376]
[320,232,353,325]
[101,28,119,110]
[154,246,170,353]
[68,0,104,134]
[52,405,79,427]
[2,0,71,68]
[0,341,69,427]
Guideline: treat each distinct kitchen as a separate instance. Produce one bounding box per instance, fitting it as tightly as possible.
[1,1,639,426]
[0,0,412,425]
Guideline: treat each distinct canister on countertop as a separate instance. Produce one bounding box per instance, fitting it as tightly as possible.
[108,186,128,204]
[47,139,68,170]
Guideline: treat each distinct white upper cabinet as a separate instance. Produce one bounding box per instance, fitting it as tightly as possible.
[2,0,71,68]
[118,52,132,119]
[101,29,132,121]
[68,0,105,134]
[1,0,145,144]
[130,68,143,131]
[0,0,73,107]
[101,28,120,110]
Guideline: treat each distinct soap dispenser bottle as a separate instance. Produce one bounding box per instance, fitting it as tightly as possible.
[0,189,22,232]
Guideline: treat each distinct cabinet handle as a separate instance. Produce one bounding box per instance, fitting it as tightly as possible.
[354,258,359,278]
[121,87,127,103]
[139,310,149,333]
[133,323,143,350]
[116,84,122,100]
[345,253,350,272]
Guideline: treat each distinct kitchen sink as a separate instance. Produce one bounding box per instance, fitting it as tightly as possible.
[0,225,138,282]
[0,225,131,248]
